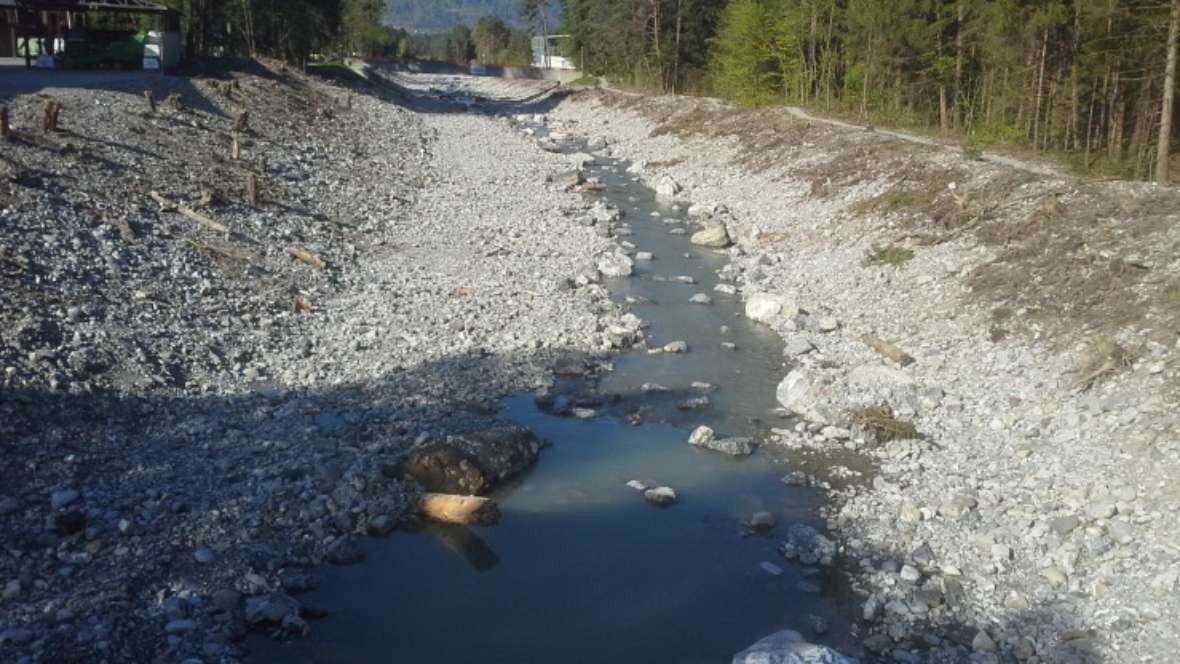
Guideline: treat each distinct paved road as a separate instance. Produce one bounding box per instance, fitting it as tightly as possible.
[0,59,163,98]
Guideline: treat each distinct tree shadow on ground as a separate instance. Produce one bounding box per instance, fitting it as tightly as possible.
[0,340,1107,663]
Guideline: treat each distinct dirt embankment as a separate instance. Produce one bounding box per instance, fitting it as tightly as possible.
[546,87,1180,663]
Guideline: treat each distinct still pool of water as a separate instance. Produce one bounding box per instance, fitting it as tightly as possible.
[250,116,857,663]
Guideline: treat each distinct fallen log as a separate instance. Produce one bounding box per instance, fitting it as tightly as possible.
[149,191,230,235]
[286,246,326,270]
[417,493,500,526]
[860,334,916,367]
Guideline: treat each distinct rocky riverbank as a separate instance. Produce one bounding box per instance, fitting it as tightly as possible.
[0,62,631,662]
[533,87,1180,663]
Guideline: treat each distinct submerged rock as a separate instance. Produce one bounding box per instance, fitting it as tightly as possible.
[644,486,677,507]
[732,629,858,664]
[395,425,543,495]
[596,251,634,278]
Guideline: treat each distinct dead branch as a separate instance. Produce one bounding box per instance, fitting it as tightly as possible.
[860,334,916,367]
[149,191,230,235]
[286,246,326,270]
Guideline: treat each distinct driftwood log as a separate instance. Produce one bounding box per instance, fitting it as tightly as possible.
[418,493,500,526]
[860,334,916,367]
[149,191,230,235]
[286,246,326,270]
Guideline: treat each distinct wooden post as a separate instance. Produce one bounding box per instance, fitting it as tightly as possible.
[143,90,156,114]
[230,135,240,160]
[246,173,258,207]
[42,100,60,133]
[418,493,500,526]
[0,106,9,140]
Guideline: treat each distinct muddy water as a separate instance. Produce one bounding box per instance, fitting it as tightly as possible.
[252,116,857,663]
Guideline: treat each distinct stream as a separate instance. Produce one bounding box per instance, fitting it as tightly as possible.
[252,92,858,663]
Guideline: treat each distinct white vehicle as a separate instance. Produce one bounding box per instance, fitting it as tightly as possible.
[531,34,576,70]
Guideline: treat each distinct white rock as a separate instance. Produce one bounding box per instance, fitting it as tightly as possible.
[595,251,634,278]
[654,175,681,200]
[746,293,799,325]
[732,629,858,664]
[690,224,731,248]
[776,368,840,424]
[688,425,715,446]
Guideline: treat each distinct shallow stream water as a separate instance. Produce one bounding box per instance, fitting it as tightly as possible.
[253,107,856,663]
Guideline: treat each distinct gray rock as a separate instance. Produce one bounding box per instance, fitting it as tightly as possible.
[689,293,713,305]
[596,251,634,278]
[663,340,689,353]
[325,536,364,565]
[784,338,816,357]
[776,369,840,424]
[732,629,858,664]
[644,486,677,507]
[750,511,776,531]
[697,436,757,456]
[51,489,80,509]
[193,547,216,564]
[396,425,543,495]
[165,619,197,634]
[1049,515,1081,537]
[244,593,300,626]
[778,524,836,566]
[654,175,681,200]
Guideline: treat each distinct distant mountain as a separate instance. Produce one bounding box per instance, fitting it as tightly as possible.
[384,0,559,33]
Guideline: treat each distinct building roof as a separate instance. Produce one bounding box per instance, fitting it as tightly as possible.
[0,0,172,14]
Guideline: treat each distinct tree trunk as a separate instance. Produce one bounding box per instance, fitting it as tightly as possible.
[1157,0,1179,183]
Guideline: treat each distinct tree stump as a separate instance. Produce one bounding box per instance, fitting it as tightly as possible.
[42,100,60,133]
[246,173,259,207]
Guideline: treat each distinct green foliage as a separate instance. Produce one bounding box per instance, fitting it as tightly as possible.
[850,404,918,442]
[559,0,1180,181]
[863,244,916,267]
[709,0,779,105]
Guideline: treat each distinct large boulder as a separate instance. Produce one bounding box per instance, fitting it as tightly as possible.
[733,629,857,664]
[596,251,634,278]
[775,368,841,424]
[746,293,800,326]
[395,425,543,495]
[690,224,732,248]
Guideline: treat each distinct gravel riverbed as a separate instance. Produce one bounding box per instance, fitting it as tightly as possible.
[0,64,626,662]
[532,85,1180,663]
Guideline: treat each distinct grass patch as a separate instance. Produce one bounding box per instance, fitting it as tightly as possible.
[863,243,915,267]
[850,404,918,443]
[961,145,984,161]
[566,75,600,88]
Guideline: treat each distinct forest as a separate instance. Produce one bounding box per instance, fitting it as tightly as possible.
[561,0,1180,181]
